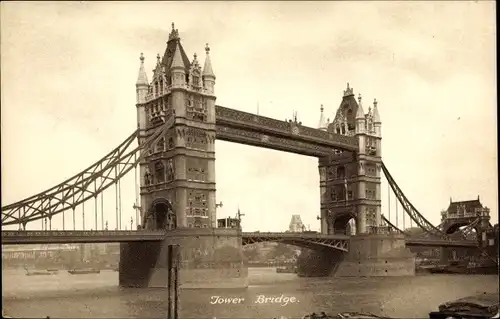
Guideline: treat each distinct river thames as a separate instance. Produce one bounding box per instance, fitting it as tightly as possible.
[2,267,498,318]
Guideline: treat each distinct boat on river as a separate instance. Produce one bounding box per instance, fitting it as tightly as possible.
[276,265,297,274]
[429,293,499,319]
[67,268,100,275]
[24,266,58,276]
[301,312,390,319]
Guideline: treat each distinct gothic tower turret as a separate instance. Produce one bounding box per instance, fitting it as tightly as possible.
[355,96,383,232]
[135,53,149,226]
[136,53,149,105]
[372,98,381,138]
[355,94,365,135]
[170,40,186,88]
[203,43,216,95]
[318,104,328,131]
[136,53,149,135]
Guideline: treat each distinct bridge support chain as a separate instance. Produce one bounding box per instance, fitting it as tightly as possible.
[298,233,415,277]
[119,228,248,289]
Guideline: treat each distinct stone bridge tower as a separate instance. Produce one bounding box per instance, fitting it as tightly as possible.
[318,84,382,235]
[307,84,414,277]
[123,24,246,289]
[135,24,217,230]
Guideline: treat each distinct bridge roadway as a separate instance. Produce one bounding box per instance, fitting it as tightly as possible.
[0,230,478,248]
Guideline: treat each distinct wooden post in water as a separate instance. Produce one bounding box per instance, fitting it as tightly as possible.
[167,244,180,319]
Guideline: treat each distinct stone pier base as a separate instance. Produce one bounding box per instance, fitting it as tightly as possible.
[334,234,415,276]
[119,228,248,289]
[298,233,415,277]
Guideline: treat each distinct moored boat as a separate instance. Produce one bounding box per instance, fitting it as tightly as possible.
[276,265,297,274]
[24,266,57,276]
[25,270,57,276]
[429,293,499,319]
[67,268,101,275]
[301,312,390,319]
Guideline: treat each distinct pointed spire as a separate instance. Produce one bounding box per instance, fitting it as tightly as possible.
[356,93,365,119]
[343,82,354,97]
[373,98,381,123]
[203,43,215,78]
[318,104,327,130]
[136,53,149,86]
[168,22,180,42]
[170,40,185,70]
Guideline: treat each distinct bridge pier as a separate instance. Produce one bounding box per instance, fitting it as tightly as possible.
[119,228,248,289]
[298,233,415,277]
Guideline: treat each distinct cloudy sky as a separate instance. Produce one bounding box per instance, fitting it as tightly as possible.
[1,1,496,232]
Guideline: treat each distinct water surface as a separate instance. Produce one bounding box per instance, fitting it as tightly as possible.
[2,268,498,318]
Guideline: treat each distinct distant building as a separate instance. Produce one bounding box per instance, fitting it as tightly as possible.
[289,215,304,232]
[442,196,490,221]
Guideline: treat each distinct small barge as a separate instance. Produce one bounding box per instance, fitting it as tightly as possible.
[429,293,499,319]
[24,266,58,276]
[67,268,100,275]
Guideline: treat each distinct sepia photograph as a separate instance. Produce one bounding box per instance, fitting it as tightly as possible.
[1,1,498,319]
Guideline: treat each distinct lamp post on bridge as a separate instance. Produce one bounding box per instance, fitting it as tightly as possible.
[236,207,245,229]
[133,203,141,229]
[317,214,324,233]
[215,201,223,227]
[130,216,133,230]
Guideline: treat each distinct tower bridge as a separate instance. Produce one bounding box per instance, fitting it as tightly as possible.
[1,24,495,288]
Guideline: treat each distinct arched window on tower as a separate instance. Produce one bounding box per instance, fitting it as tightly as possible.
[336,166,346,180]
[367,119,373,132]
[155,161,165,184]
[192,75,200,87]
[193,219,202,228]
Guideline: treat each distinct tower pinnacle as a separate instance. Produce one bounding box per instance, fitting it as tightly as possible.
[356,93,365,119]
[136,52,149,87]
[318,104,327,130]
[343,82,354,97]
[203,43,215,78]
[168,22,180,42]
[170,40,185,70]
[373,98,381,123]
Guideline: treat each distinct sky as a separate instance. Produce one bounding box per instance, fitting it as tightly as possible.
[1,1,497,232]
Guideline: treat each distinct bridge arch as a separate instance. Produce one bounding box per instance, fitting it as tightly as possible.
[243,239,347,252]
[147,198,176,230]
[241,234,349,252]
[443,221,478,238]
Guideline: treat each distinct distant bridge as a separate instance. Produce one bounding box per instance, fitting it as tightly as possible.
[1,230,478,249]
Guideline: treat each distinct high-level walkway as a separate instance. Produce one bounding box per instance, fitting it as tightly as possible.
[0,230,478,248]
